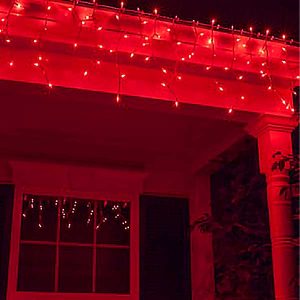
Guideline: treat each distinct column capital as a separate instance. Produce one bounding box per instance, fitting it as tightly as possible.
[248,114,298,175]
[247,114,298,138]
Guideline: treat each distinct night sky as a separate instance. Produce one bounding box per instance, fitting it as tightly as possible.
[99,0,299,41]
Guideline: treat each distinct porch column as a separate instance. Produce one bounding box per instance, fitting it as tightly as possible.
[249,114,298,300]
[190,172,215,300]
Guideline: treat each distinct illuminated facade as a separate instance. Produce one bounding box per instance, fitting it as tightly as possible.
[0,1,299,300]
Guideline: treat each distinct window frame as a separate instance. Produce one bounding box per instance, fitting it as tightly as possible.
[18,194,131,293]
[7,161,143,300]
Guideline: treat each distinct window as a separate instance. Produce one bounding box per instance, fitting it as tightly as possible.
[17,194,130,294]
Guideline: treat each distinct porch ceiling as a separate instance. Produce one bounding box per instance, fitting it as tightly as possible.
[0,80,257,172]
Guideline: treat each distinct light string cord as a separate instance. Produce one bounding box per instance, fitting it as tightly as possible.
[263,31,291,110]
[190,20,199,59]
[2,0,16,38]
[33,0,52,89]
[115,4,125,102]
[2,0,17,66]
[147,9,158,61]
[231,26,236,70]
[128,7,144,58]
[210,19,216,67]
[161,16,181,107]
[247,27,253,64]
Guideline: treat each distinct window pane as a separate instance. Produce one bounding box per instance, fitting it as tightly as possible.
[96,248,130,294]
[21,194,58,242]
[97,201,130,245]
[59,246,93,292]
[18,195,131,294]
[17,244,55,291]
[60,198,93,244]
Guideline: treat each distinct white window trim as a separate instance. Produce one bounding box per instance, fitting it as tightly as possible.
[7,160,145,300]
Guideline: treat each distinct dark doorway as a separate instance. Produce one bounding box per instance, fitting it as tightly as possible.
[0,184,14,300]
[140,195,191,300]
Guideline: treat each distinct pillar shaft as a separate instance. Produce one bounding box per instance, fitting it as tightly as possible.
[249,115,298,300]
[266,172,297,300]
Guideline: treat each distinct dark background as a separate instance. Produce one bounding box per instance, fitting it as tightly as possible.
[140,195,191,300]
[98,0,299,40]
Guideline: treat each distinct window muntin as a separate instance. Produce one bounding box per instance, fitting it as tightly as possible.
[18,194,130,294]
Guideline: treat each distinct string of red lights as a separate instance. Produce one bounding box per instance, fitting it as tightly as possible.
[22,195,130,231]
[0,0,299,114]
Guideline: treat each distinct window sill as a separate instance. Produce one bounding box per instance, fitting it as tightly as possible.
[10,292,132,300]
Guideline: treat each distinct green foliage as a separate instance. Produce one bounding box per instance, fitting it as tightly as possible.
[193,149,299,299]
[193,141,273,299]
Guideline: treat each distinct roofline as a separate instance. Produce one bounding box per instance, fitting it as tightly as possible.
[56,0,299,47]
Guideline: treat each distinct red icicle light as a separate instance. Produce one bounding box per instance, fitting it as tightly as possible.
[16,2,23,9]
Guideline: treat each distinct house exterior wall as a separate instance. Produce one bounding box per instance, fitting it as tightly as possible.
[0,159,210,300]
